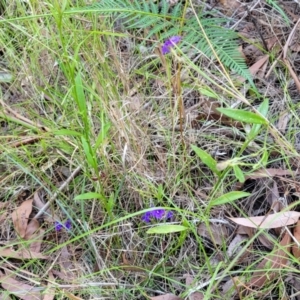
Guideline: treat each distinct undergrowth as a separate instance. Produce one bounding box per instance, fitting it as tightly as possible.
[1,0,300,299]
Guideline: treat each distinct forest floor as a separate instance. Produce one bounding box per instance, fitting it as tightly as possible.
[1,0,300,299]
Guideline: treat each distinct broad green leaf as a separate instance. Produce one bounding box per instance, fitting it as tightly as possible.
[233,165,245,183]
[249,99,269,139]
[74,192,102,200]
[210,191,250,206]
[217,108,268,124]
[53,129,81,136]
[147,225,188,234]
[191,145,221,176]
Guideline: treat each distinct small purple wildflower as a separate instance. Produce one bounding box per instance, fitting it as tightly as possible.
[151,209,165,220]
[64,219,72,230]
[142,208,174,223]
[161,36,182,55]
[141,211,152,223]
[166,211,173,220]
[55,219,71,231]
[54,222,63,231]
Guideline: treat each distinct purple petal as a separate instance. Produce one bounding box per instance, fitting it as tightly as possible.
[166,211,173,220]
[151,209,165,220]
[64,219,72,230]
[142,211,152,223]
[161,36,182,54]
[55,221,63,231]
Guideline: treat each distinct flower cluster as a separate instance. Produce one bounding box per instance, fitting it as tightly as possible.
[55,219,71,231]
[142,208,173,223]
[161,36,182,55]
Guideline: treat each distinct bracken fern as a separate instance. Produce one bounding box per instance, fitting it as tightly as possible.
[74,0,254,86]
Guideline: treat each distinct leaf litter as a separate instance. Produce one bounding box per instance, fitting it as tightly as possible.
[2,0,300,298]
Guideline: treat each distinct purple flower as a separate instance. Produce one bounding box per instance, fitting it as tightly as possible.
[141,208,174,223]
[166,211,173,220]
[54,222,63,231]
[161,36,182,55]
[55,219,71,231]
[141,211,152,223]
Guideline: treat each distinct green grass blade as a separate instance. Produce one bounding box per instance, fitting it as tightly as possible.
[74,192,103,200]
[210,191,250,206]
[217,108,268,124]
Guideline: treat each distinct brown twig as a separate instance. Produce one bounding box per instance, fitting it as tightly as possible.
[34,165,82,220]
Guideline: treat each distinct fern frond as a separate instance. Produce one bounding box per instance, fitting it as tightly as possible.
[79,0,254,86]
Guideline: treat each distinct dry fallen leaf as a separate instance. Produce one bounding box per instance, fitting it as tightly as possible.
[11,199,33,238]
[292,220,300,259]
[227,234,248,259]
[0,271,42,300]
[64,291,84,300]
[149,294,182,300]
[184,274,204,300]
[246,231,291,290]
[197,222,229,245]
[0,248,48,260]
[43,271,55,300]
[277,111,290,133]
[228,211,300,229]
[258,232,276,249]
[249,55,269,76]
[33,192,57,222]
[246,168,297,179]
[24,218,40,238]
[24,219,44,253]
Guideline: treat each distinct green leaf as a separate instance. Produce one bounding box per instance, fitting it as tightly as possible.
[75,72,87,115]
[147,225,188,234]
[217,108,268,124]
[233,165,245,183]
[249,99,269,139]
[81,136,96,169]
[53,129,81,137]
[210,191,250,206]
[191,145,221,176]
[74,192,103,200]
[199,88,218,99]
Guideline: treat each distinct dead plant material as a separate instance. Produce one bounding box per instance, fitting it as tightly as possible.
[237,55,269,84]
[149,294,182,300]
[0,270,42,300]
[184,274,204,300]
[245,231,291,292]
[0,248,48,260]
[197,222,229,245]
[229,211,300,229]
[292,220,300,259]
[192,99,243,128]
[24,219,45,253]
[33,191,58,222]
[63,292,84,300]
[246,168,298,179]
[42,271,55,300]
[11,199,33,238]
[227,234,249,259]
[34,165,81,220]
[277,111,290,133]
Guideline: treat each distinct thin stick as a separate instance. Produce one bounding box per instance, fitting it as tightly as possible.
[34,165,81,219]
